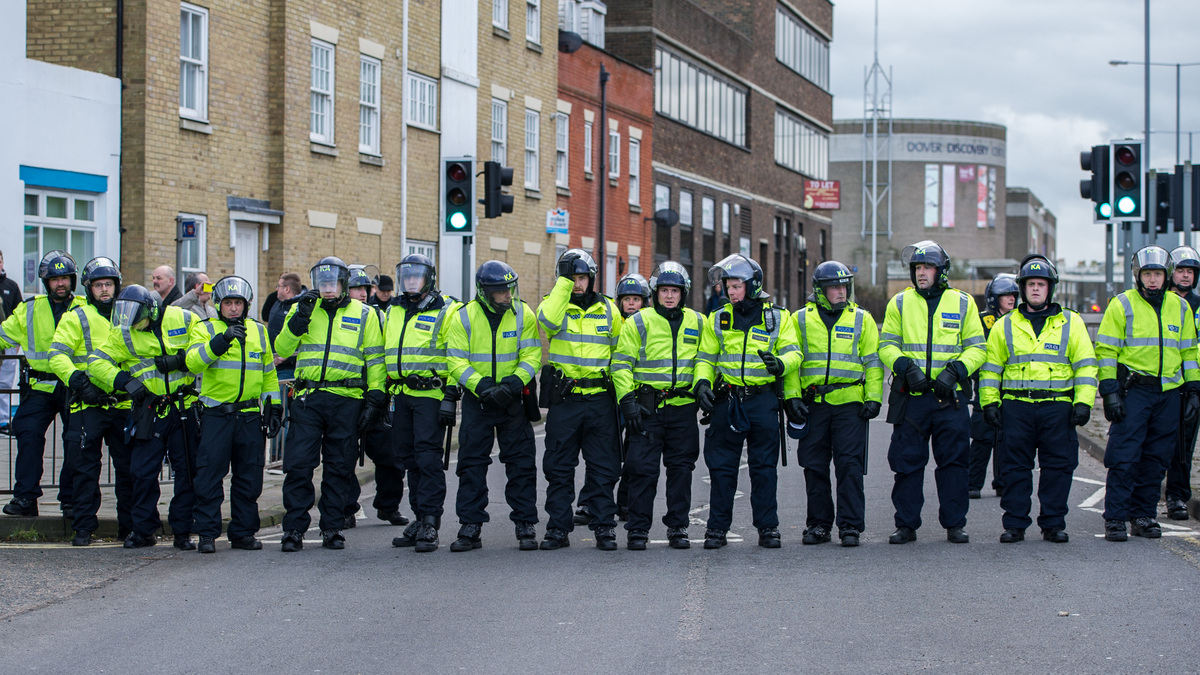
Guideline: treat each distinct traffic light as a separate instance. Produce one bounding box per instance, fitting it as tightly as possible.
[481,160,514,219]
[443,157,475,236]
[1080,144,1112,221]
[1155,171,1172,234]
[1110,140,1144,221]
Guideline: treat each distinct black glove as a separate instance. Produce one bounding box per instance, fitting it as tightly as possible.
[264,403,284,439]
[501,375,525,398]
[903,362,930,395]
[859,400,881,420]
[225,323,247,342]
[1184,391,1200,424]
[474,377,496,400]
[1071,403,1091,427]
[209,332,233,357]
[485,383,514,411]
[983,403,1002,429]
[124,377,151,408]
[933,365,959,400]
[438,396,458,427]
[295,289,320,316]
[69,370,105,406]
[620,395,645,436]
[758,349,784,377]
[694,380,716,414]
[557,251,582,278]
[358,390,388,433]
[783,397,808,426]
[1102,392,1125,424]
[154,352,188,374]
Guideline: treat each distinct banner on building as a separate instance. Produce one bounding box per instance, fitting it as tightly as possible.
[803,180,841,210]
[976,165,988,228]
[958,165,976,182]
[987,167,997,228]
[546,208,569,234]
[941,164,955,228]
[924,164,939,228]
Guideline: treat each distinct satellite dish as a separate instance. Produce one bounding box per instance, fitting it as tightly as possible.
[652,209,679,228]
[558,30,583,54]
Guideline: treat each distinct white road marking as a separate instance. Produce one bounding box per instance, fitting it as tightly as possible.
[1079,486,1105,509]
[1071,476,1106,486]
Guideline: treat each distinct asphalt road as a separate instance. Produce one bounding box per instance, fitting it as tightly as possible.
[2,417,1200,674]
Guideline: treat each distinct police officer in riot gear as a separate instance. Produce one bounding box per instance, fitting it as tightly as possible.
[1095,246,1200,541]
[186,276,280,553]
[785,261,883,547]
[611,272,652,523]
[613,262,703,549]
[979,258,1096,543]
[446,261,541,551]
[49,257,134,545]
[538,249,623,551]
[968,273,1019,499]
[275,256,387,551]
[386,254,458,553]
[879,240,986,545]
[1167,245,1200,520]
[0,250,85,518]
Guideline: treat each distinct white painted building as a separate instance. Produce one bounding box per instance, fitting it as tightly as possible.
[1,0,121,295]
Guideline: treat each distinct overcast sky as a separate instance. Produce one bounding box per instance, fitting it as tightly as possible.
[828,0,1200,265]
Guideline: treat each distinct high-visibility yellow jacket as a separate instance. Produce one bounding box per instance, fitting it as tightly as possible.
[878,287,987,392]
[0,295,86,393]
[612,306,704,406]
[383,296,459,400]
[783,302,883,405]
[447,300,541,396]
[185,318,280,409]
[537,277,622,395]
[49,303,130,410]
[979,307,1098,406]
[274,299,386,399]
[695,301,801,387]
[87,306,200,416]
[1094,289,1199,392]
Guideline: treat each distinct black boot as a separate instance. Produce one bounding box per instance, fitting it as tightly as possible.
[758,527,782,548]
[392,521,421,547]
[666,527,690,549]
[60,503,74,519]
[281,530,304,552]
[198,537,217,554]
[124,532,156,549]
[450,523,482,552]
[515,522,539,551]
[540,527,570,550]
[573,504,591,526]
[627,529,649,550]
[888,527,917,544]
[1130,517,1162,539]
[2,496,38,517]
[173,534,196,551]
[321,529,345,550]
[595,526,618,551]
[71,531,92,547]
[999,528,1024,543]
[1166,499,1190,521]
[414,516,439,553]
[703,528,727,549]
[230,535,262,550]
[801,525,831,545]
[377,508,410,526]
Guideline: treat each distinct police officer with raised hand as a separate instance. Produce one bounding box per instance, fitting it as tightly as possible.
[783,261,882,548]
[1095,246,1200,541]
[879,240,986,545]
[979,258,1096,544]
[49,257,134,546]
[538,249,623,551]
[694,254,801,549]
[343,267,409,530]
[1166,245,1200,521]
[385,254,458,553]
[0,251,85,518]
[274,257,387,552]
[968,273,1018,500]
[88,285,200,549]
[185,276,280,554]
[612,262,703,550]
[446,261,542,552]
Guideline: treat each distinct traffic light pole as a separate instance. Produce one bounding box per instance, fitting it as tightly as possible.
[462,235,472,303]
[1105,221,1114,299]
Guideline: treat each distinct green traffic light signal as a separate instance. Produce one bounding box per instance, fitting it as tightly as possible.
[1117,196,1136,215]
[1098,202,1113,218]
[448,211,468,229]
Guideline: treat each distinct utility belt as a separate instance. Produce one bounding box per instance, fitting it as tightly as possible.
[635,384,696,411]
[27,367,57,382]
[724,382,773,401]
[388,373,446,391]
[292,377,366,393]
[539,366,613,407]
[204,401,261,415]
[1004,389,1072,401]
[801,379,864,404]
[1117,364,1161,396]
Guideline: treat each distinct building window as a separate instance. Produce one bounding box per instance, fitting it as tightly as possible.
[524,110,540,189]
[526,0,541,43]
[179,3,208,121]
[491,100,507,165]
[359,56,382,155]
[23,189,99,294]
[178,213,207,274]
[679,191,693,226]
[406,239,437,260]
[494,0,509,30]
[608,130,620,178]
[702,197,716,265]
[654,46,747,147]
[583,121,593,174]
[310,39,335,144]
[628,255,639,275]
[655,184,670,212]
[559,0,606,49]
[555,114,569,188]
[775,5,830,90]
[406,71,439,131]
[628,139,640,205]
[774,108,829,179]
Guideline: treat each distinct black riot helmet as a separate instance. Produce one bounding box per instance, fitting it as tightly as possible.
[475,260,520,314]
[812,261,854,312]
[615,273,651,316]
[38,249,78,295]
[1016,259,1058,309]
[558,248,597,296]
[716,254,766,301]
[81,256,122,308]
[347,267,374,289]
[213,276,253,322]
[112,284,162,332]
[649,262,691,310]
[984,273,1019,314]
[396,254,438,307]
[1170,246,1200,293]
[901,240,951,296]
[310,256,350,301]
[1131,245,1172,301]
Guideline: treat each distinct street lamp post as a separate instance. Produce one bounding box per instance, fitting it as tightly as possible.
[1110,59,1200,166]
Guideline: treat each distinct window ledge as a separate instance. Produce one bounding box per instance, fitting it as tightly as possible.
[311,142,339,157]
[180,118,213,135]
[584,171,594,181]
[493,25,511,40]
[525,188,543,200]
[609,177,618,187]
[556,186,571,197]
[629,204,642,213]
[526,40,543,54]
[359,154,385,166]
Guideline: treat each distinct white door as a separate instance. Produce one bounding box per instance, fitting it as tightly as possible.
[234,223,259,319]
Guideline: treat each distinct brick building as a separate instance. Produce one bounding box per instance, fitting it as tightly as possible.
[605,0,834,312]
[555,37,654,295]
[1006,187,1056,263]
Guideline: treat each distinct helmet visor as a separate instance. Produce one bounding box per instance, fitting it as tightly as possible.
[113,298,151,331]
[398,261,434,296]
[1133,246,1171,272]
[901,241,948,268]
[311,264,344,296]
[716,256,756,282]
[1171,246,1200,269]
[214,276,253,304]
[480,280,519,313]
